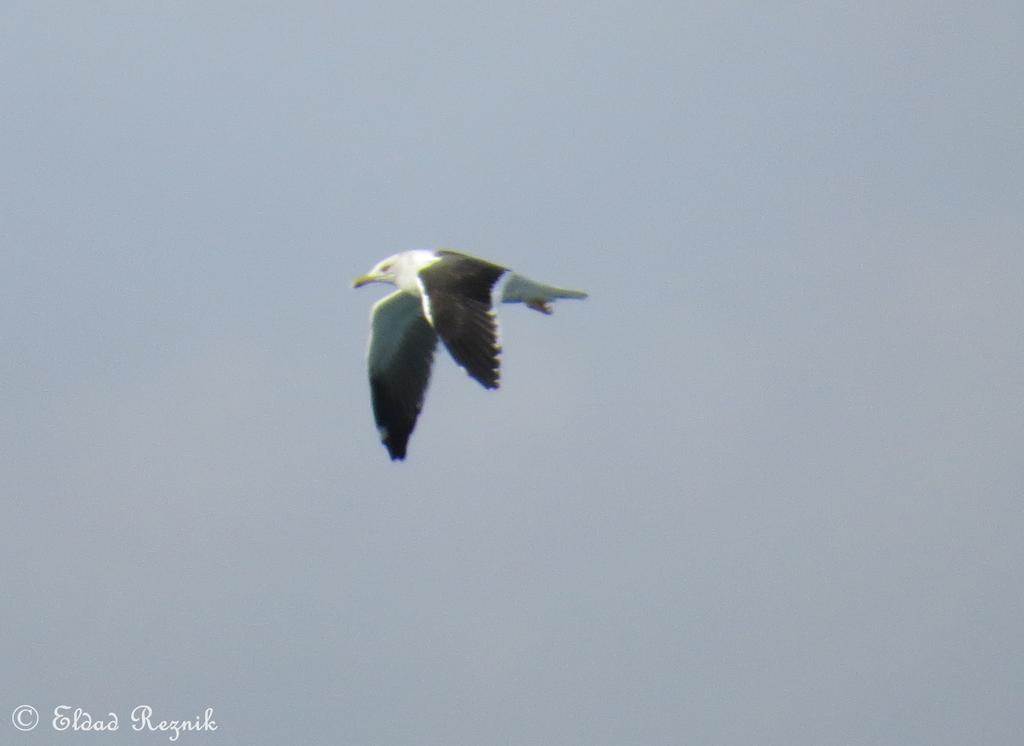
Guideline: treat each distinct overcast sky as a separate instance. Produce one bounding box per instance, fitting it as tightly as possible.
[3,2,1022,744]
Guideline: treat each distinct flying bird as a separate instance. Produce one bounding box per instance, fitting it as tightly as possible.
[353,249,587,460]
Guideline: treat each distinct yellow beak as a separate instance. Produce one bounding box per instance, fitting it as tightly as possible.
[352,274,377,288]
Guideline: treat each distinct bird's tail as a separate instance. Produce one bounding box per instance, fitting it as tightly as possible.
[499,273,588,315]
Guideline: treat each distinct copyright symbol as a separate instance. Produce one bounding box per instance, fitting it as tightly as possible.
[12,705,39,731]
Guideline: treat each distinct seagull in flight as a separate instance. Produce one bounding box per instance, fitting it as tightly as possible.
[353,249,587,460]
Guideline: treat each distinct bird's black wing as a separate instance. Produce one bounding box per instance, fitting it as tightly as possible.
[418,252,508,390]
[367,291,438,460]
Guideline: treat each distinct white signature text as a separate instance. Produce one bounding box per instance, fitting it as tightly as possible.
[52,705,217,741]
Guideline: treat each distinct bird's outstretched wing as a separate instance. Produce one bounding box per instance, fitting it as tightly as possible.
[418,251,507,389]
[367,291,438,460]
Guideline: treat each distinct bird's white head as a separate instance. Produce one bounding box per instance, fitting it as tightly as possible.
[352,250,439,294]
[352,254,400,289]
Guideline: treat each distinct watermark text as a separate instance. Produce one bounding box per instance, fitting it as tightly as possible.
[11,704,217,741]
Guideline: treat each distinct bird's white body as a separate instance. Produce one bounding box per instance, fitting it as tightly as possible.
[357,249,587,312]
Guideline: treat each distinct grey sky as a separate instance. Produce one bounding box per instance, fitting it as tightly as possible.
[3,2,1022,744]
